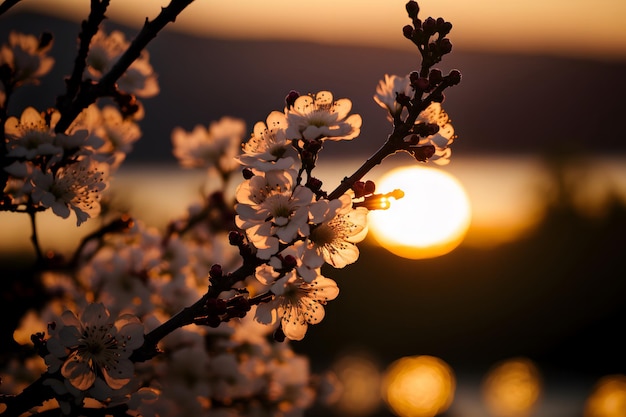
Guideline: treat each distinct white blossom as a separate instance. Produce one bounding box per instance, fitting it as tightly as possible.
[304,193,368,269]
[285,91,362,141]
[0,31,54,86]
[255,271,339,341]
[237,110,296,172]
[374,73,412,117]
[172,116,245,174]
[86,29,159,98]
[44,303,144,393]
[30,157,108,225]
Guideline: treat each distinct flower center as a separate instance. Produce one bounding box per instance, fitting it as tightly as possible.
[310,224,336,246]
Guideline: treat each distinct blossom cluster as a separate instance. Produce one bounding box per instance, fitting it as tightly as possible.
[0,1,460,415]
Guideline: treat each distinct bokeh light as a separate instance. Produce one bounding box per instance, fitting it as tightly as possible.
[482,357,542,417]
[584,374,626,417]
[332,353,383,416]
[381,355,455,417]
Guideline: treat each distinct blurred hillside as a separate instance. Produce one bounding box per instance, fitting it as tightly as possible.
[1,11,625,164]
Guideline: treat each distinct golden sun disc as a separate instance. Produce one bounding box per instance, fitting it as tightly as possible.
[368,166,471,259]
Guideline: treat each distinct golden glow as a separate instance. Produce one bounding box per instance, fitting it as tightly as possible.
[332,354,382,416]
[17,0,626,60]
[382,355,455,417]
[482,357,542,417]
[584,374,626,417]
[368,166,471,259]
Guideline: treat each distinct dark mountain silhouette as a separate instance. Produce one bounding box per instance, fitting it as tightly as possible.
[1,11,625,164]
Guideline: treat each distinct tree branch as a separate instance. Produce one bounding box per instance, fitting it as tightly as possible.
[54,0,195,134]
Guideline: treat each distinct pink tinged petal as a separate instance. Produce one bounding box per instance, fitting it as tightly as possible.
[255,264,278,286]
[331,98,352,119]
[117,321,144,352]
[293,95,315,115]
[315,277,340,301]
[20,107,44,124]
[102,359,133,389]
[265,110,288,132]
[305,300,326,324]
[81,303,110,326]
[281,310,308,341]
[256,238,279,259]
[62,353,96,390]
[58,325,81,348]
[327,243,359,268]
[50,201,71,219]
[44,353,64,372]
[297,265,318,283]
[255,301,278,325]
[303,246,325,269]
[315,91,333,106]
[60,309,81,328]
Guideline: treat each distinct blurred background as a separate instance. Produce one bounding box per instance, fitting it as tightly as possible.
[1,1,626,416]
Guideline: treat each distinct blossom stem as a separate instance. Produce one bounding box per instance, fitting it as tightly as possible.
[55,0,110,113]
[327,139,398,201]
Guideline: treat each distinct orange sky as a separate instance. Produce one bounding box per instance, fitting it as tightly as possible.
[18,0,626,61]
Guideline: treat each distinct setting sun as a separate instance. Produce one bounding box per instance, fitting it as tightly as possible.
[368,166,471,259]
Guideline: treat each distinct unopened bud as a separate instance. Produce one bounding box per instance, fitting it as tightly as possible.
[438,38,452,54]
[411,145,436,162]
[307,176,323,192]
[414,77,430,91]
[285,90,300,108]
[405,1,419,18]
[206,298,228,315]
[364,180,376,195]
[402,25,414,39]
[429,68,443,85]
[209,264,223,279]
[422,17,437,36]
[446,69,462,86]
[282,255,298,270]
[439,21,453,36]
[228,231,244,246]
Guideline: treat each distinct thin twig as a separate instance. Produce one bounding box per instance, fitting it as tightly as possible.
[0,0,21,17]
[54,0,195,134]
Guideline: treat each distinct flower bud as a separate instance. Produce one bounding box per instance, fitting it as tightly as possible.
[282,254,298,271]
[364,180,376,195]
[209,264,223,279]
[206,297,228,315]
[414,77,430,91]
[422,17,437,36]
[306,176,323,192]
[438,38,452,54]
[439,21,453,36]
[429,68,443,85]
[285,90,300,108]
[405,1,419,18]
[402,25,414,39]
[446,69,462,86]
[410,145,436,162]
[228,231,244,246]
